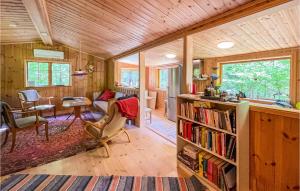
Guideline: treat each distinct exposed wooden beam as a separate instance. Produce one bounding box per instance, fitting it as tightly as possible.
[22,0,53,45]
[109,0,291,61]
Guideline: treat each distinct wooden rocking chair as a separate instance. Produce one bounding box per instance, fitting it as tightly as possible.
[84,102,130,157]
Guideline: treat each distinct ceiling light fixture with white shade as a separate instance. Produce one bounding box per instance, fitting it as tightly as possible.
[165,53,176,59]
[72,41,88,77]
[217,41,234,49]
[40,32,48,36]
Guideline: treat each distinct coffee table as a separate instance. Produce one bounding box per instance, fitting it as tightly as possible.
[62,97,92,130]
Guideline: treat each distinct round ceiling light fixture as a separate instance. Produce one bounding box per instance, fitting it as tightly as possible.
[165,53,176,59]
[217,41,234,49]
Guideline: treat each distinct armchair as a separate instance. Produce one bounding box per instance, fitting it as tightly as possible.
[85,102,130,157]
[18,89,56,117]
[0,101,49,152]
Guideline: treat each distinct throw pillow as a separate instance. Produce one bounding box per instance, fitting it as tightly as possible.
[96,90,115,101]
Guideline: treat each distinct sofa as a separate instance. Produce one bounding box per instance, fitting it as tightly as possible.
[93,91,125,114]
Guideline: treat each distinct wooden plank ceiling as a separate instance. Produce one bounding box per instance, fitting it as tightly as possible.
[0,0,40,43]
[142,1,300,66]
[192,1,300,58]
[1,0,250,59]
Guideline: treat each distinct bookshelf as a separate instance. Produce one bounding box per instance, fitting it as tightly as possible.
[176,94,249,191]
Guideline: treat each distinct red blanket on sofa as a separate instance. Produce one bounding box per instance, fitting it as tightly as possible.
[116,97,139,119]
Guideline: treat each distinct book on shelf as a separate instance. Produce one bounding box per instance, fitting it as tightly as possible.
[178,120,236,161]
[180,102,236,133]
[222,163,237,191]
[179,144,237,190]
[183,144,199,160]
[177,96,248,191]
[178,151,199,172]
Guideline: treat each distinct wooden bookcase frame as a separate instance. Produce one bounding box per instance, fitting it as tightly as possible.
[176,94,249,191]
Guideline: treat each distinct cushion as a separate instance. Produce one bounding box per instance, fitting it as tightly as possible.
[94,101,109,113]
[96,90,115,101]
[20,90,39,102]
[93,92,102,101]
[15,116,47,128]
[85,115,110,138]
[29,104,55,111]
[117,94,137,101]
[114,92,125,99]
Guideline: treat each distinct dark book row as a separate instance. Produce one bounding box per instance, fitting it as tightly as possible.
[180,102,236,133]
[179,120,236,161]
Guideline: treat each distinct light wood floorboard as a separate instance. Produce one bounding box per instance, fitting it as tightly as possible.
[11,126,187,177]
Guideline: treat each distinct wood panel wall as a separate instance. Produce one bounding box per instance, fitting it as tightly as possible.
[194,47,300,106]
[0,42,107,112]
[249,106,299,191]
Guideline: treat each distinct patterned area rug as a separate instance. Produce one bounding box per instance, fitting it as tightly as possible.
[0,174,208,191]
[0,111,102,176]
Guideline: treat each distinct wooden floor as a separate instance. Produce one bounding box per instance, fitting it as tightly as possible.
[145,112,176,144]
[14,125,187,178]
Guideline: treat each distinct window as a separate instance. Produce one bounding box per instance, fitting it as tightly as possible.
[52,63,70,86]
[221,58,290,101]
[27,62,49,87]
[159,69,168,89]
[120,68,139,87]
[26,61,71,87]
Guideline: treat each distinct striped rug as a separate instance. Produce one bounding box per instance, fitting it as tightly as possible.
[0,174,208,191]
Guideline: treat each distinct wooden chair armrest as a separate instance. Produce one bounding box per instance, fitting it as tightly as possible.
[85,121,105,129]
[40,96,55,104]
[10,109,38,115]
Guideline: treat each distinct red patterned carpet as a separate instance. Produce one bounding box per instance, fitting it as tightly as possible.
[0,112,101,176]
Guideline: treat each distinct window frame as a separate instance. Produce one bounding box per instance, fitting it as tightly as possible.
[24,59,72,87]
[219,56,292,103]
[158,69,168,90]
[119,67,139,88]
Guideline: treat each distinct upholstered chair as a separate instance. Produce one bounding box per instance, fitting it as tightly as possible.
[0,101,49,152]
[18,89,56,117]
[85,103,130,157]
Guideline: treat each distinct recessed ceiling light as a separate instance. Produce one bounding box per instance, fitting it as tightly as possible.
[9,22,17,27]
[217,41,234,49]
[165,53,176,59]
[41,32,48,36]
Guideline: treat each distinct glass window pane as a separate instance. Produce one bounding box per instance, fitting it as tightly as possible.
[221,59,290,101]
[159,69,168,89]
[120,68,139,88]
[52,63,70,86]
[27,61,49,87]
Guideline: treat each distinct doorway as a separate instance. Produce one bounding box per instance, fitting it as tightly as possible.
[143,39,183,143]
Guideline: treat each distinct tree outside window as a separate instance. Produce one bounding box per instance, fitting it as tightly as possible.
[27,62,49,87]
[221,59,290,101]
[26,61,71,87]
[52,63,70,86]
[159,69,168,89]
[120,68,139,88]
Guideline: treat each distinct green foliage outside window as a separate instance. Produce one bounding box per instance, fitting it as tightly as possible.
[159,69,168,89]
[120,69,139,87]
[27,61,70,87]
[27,62,49,86]
[221,59,290,101]
[52,63,70,86]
